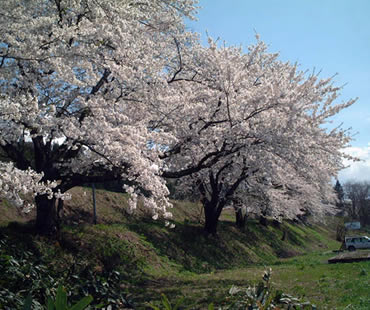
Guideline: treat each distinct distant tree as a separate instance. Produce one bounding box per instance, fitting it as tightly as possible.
[343,181,370,225]
[231,184,270,229]
[334,180,345,210]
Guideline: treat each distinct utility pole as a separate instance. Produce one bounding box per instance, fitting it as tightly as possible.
[92,183,97,224]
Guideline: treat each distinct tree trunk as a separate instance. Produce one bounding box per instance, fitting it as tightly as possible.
[204,203,222,236]
[359,204,370,227]
[259,215,268,226]
[350,201,357,220]
[35,195,58,236]
[281,230,287,241]
[235,207,247,229]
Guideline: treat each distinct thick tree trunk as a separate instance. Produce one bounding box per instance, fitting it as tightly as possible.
[350,201,357,220]
[204,203,222,236]
[35,195,58,236]
[235,207,247,229]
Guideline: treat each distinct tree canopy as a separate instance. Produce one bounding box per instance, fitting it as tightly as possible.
[0,0,356,235]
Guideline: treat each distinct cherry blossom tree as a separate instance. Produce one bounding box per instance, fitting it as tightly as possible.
[161,39,356,234]
[0,0,198,234]
[0,0,356,238]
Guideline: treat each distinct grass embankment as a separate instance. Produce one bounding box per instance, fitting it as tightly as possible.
[0,187,369,309]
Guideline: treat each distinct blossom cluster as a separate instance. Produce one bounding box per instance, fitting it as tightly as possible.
[0,162,70,212]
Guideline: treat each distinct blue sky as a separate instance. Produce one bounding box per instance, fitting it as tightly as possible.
[187,0,370,182]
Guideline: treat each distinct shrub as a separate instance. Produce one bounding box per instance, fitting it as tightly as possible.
[22,286,92,310]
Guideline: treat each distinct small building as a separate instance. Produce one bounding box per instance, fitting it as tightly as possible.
[344,221,361,230]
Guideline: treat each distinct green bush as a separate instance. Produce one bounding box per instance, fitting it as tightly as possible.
[22,286,92,310]
[0,233,133,309]
[0,235,57,309]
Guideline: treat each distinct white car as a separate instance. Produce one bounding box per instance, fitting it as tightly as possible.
[345,236,370,251]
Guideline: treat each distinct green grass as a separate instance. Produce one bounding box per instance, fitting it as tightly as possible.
[1,187,369,309]
[135,251,370,309]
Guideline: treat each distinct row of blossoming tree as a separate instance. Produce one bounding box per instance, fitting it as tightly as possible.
[0,0,356,235]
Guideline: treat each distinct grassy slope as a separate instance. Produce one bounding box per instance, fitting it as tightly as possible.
[1,187,369,309]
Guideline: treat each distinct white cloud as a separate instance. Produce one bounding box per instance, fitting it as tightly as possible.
[339,144,370,182]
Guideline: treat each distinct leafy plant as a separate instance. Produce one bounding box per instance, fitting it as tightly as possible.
[66,266,134,308]
[22,286,92,310]
[148,293,185,310]
[0,234,58,309]
[0,231,133,309]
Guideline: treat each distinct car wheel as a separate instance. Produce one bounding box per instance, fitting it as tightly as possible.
[348,246,356,251]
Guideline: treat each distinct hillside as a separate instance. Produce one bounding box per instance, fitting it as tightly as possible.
[1,187,369,309]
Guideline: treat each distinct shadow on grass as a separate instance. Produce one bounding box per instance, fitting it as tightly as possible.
[125,217,301,275]
[132,275,255,309]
